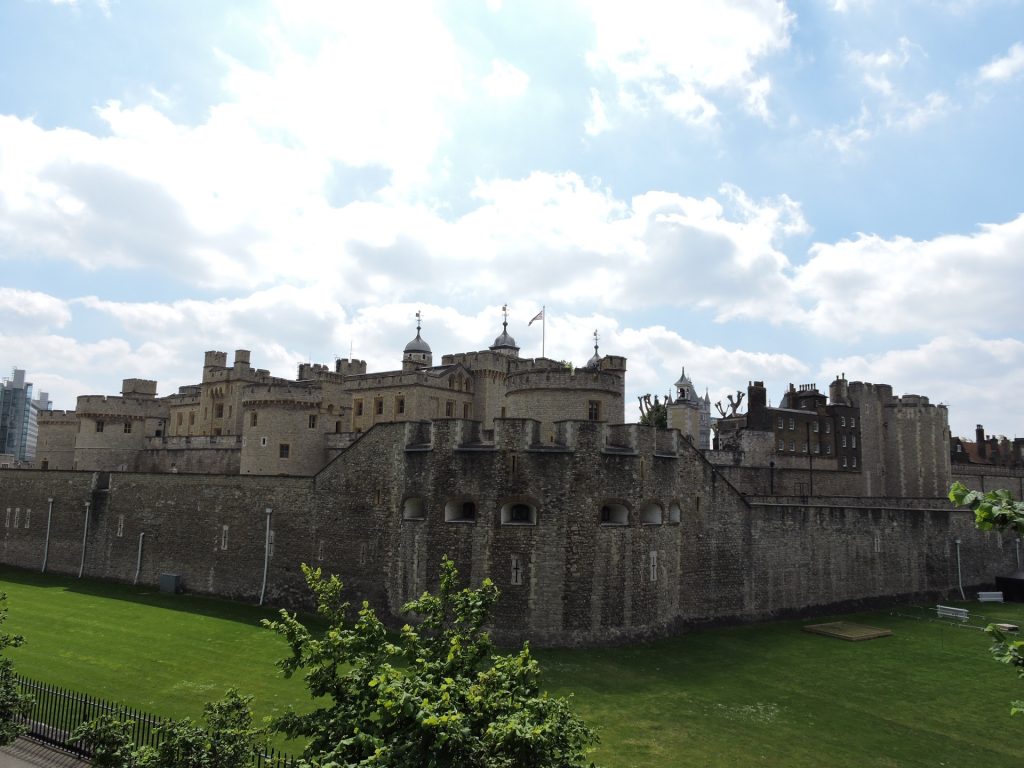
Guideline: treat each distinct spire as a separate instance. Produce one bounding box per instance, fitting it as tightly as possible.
[586,329,601,368]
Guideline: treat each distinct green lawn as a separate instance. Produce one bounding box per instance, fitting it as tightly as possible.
[3,564,1022,767]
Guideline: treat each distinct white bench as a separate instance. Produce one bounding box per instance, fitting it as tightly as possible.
[936,605,969,622]
[978,591,1004,603]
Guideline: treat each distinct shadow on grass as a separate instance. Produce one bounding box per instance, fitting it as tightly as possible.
[0,563,328,633]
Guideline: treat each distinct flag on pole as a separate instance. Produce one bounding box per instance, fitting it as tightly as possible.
[529,309,544,326]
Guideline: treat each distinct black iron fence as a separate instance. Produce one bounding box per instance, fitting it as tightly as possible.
[15,675,295,767]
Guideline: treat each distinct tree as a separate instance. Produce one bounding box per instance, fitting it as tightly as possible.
[0,592,32,746]
[264,557,599,768]
[949,482,1024,716]
[71,689,263,768]
[638,394,667,429]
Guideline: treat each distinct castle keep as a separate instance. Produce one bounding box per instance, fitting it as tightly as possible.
[5,316,1023,647]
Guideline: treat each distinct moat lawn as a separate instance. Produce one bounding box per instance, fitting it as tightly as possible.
[2,565,1022,768]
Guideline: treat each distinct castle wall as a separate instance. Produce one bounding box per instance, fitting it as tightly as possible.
[0,418,1013,648]
[35,411,77,470]
[951,465,1024,498]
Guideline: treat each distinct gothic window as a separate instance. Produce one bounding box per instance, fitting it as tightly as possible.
[600,502,629,525]
[501,502,536,525]
[640,502,663,525]
[463,403,471,418]
[445,401,454,417]
[215,404,224,418]
[308,414,317,429]
[375,398,384,415]
[397,397,405,415]
[444,499,477,522]
[251,411,258,427]
[355,400,364,416]
[588,400,601,421]
[96,421,104,433]
[403,498,425,520]
[123,422,131,433]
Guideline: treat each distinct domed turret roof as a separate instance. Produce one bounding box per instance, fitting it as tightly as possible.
[489,305,520,356]
[404,311,431,355]
[404,332,431,354]
[491,323,518,351]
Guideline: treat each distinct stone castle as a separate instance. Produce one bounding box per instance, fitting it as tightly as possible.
[3,313,1022,647]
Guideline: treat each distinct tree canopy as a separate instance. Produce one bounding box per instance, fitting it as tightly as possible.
[264,557,599,767]
[949,482,1024,716]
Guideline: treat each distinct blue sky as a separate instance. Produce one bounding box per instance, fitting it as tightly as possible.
[1,0,1022,438]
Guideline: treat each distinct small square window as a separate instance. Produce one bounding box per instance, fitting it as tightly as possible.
[279,443,290,458]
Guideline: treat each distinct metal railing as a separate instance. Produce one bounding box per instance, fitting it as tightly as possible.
[15,676,295,767]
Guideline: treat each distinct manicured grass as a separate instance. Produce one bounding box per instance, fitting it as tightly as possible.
[0,565,315,750]
[3,564,1023,767]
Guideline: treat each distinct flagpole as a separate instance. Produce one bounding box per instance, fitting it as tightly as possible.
[542,305,546,359]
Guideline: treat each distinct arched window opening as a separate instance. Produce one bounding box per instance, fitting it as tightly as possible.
[403,498,425,520]
[600,502,629,526]
[640,502,663,525]
[668,502,682,524]
[445,499,477,523]
[500,501,537,526]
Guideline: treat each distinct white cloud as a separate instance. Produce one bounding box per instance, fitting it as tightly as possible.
[584,87,611,136]
[978,42,1024,82]
[582,0,793,127]
[482,59,530,100]
[820,334,1024,438]
[0,288,71,331]
[795,213,1024,339]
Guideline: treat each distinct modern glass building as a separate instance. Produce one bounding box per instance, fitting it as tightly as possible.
[0,369,50,463]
